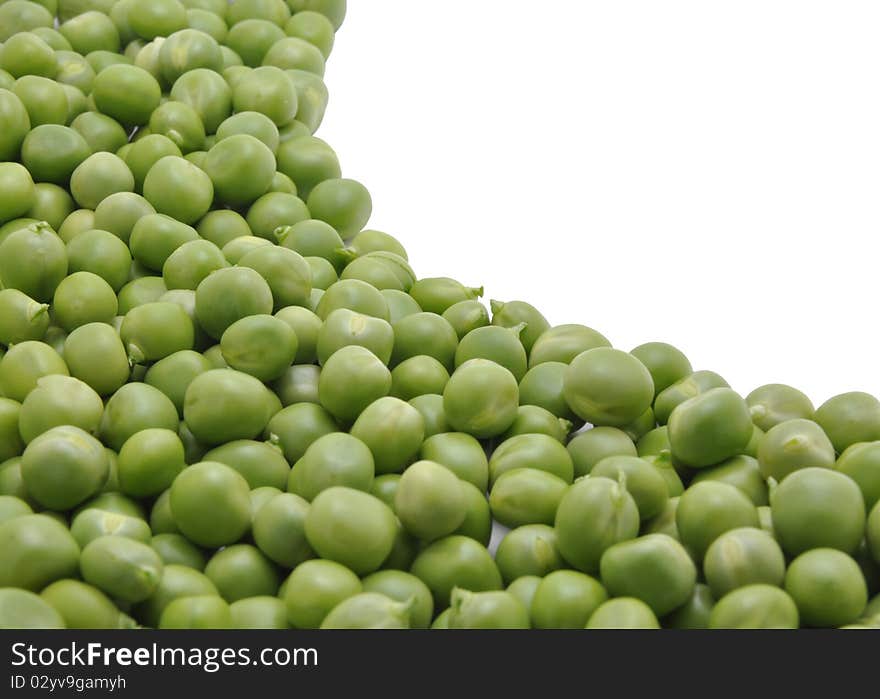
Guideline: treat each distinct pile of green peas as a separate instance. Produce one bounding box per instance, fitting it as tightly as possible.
[1,0,879,631]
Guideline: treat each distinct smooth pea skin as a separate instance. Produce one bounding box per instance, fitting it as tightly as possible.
[501,405,571,443]
[132,564,219,628]
[836,441,880,510]
[41,580,135,630]
[664,583,715,629]
[495,524,564,584]
[554,476,640,574]
[586,597,661,629]
[690,454,769,507]
[350,397,425,475]
[390,355,449,400]
[204,544,279,603]
[117,429,186,498]
[150,534,206,571]
[0,223,68,303]
[0,514,80,591]
[60,324,128,400]
[668,388,753,468]
[361,570,434,629]
[770,467,865,556]
[563,348,654,427]
[676,481,759,560]
[220,314,298,382]
[317,308,393,365]
[320,592,411,629]
[490,469,568,528]
[0,340,69,403]
[410,535,502,609]
[395,460,466,542]
[18,374,103,444]
[184,369,277,445]
[282,559,362,629]
[251,492,313,569]
[629,342,693,397]
[203,440,290,491]
[746,383,815,432]
[294,432,373,500]
[703,527,786,598]
[267,403,337,464]
[447,588,529,629]
[757,418,835,482]
[100,383,179,451]
[443,299,489,339]
[592,455,669,520]
[69,508,151,549]
[304,487,397,575]
[530,570,608,629]
[528,324,610,368]
[0,589,65,630]
[785,549,868,627]
[318,346,391,424]
[160,595,231,629]
[442,359,519,439]
[709,584,799,629]
[653,370,729,425]
[195,267,273,339]
[518,361,578,423]
[418,432,488,492]
[815,392,880,454]
[275,306,322,364]
[566,427,636,478]
[169,461,252,548]
[230,597,289,630]
[489,434,573,486]
[80,535,163,603]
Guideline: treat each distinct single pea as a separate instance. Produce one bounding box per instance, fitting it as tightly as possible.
[317,308,392,366]
[391,312,458,372]
[196,209,251,250]
[629,341,693,397]
[124,135,182,194]
[746,383,815,432]
[348,396,425,475]
[246,192,310,241]
[204,544,279,602]
[251,492,312,569]
[170,67,232,133]
[25,184,75,232]
[0,88,30,161]
[143,350,211,416]
[150,533,206,571]
[201,440,289,491]
[62,323,130,398]
[443,588,528,629]
[419,432,488,491]
[453,481,492,546]
[489,433,573,485]
[3,31,57,78]
[266,402,337,463]
[690,454,769,506]
[316,279,389,323]
[0,514,79,591]
[0,289,49,346]
[339,252,415,293]
[129,214,199,272]
[274,308,321,366]
[357,571,431,629]
[527,324,610,368]
[0,223,68,303]
[219,314,298,382]
[443,299,489,340]
[644,456,685,499]
[319,592,411,629]
[592,455,669,520]
[586,597,661,629]
[282,558,361,628]
[676,481,759,560]
[194,267,274,339]
[708,584,799,629]
[169,461,251,547]
[668,387,753,468]
[51,271,118,333]
[505,576,542,616]
[653,370,729,425]
[0,340,69,403]
[80,535,163,603]
[225,18,285,66]
[816,391,880,454]
[394,460,466,542]
[390,355,449,401]
[41,579,136,630]
[495,524,564,584]
[13,74,69,128]
[116,428,185,498]
[0,1,54,41]
[785,549,867,627]
[454,324,528,383]
[622,407,656,442]
[0,495,32,525]
[663,583,715,629]
[163,241,229,293]
[66,230,130,300]
[410,535,502,609]
[501,405,571,444]
[562,348,654,427]
[21,125,90,186]
[142,155,213,225]
[770,466,865,556]
[757,418,835,482]
[318,345,391,424]
[406,279,483,319]
[836,441,880,510]
[204,133,276,207]
[530,570,608,629]
[293,432,373,500]
[229,596,288,630]
[133,564,219,628]
[442,359,519,439]
[217,110,280,152]
[566,427,635,478]
[488,299,549,355]
[275,218,344,267]
[490,469,568,529]
[17,375,103,444]
[69,508,151,549]
[409,393,449,439]
[0,588,65,629]
[0,457,28,503]
[702,526,785,600]
[518,361,579,423]
[91,63,161,126]
[305,256,337,290]
[117,276,168,315]
[159,595,231,629]
[305,177,370,238]
[554,476,640,574]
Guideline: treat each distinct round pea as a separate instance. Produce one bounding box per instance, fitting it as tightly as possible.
[204,544,279,602]
[80,535,163,603]
[586,597,661,629]
[0,514,80,591]
[195,267,274,339]
[490,469,568,529]
[495,524,564,584]
[18,374,103,443]
[785,549,867,627]
[318,345,391,424]
[69,508,151,549]
[252,492,312,568]
[150,533,206,570]
[169,67,232,133]
[703,526,786,598]
[690,454,769,506]
[746,383,815,432]
[0,222,68,303]
[709,584,799,629]
[169,461,251,547]
[419,432,488,492]
[592,455,669,520]
[530,570,608,629]
[266,402,337,463]
[489,433,573,485]
[668,387,753,468]
[836,441,880,510]
[159,595,231,629]
[229,596,288,629]
[410,535,502,609]
[442,359,518,439]
[816,391,880,454]
[349,396,425,475]
[654,370,730,425]
[0,588,65,629]
[757,418,835,481]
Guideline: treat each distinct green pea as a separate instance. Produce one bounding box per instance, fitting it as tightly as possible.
[785,549,867,627]
[530,570,608,629]
[195,266,274,339]
[51,271,118,333]
[410,535,502,609]
[0,514,79,591]
[169,461,251,547]
[0,289,48,346]
[133,564,218,628]
[418,432,488,491]
[304,177,370,238]
[143,155,213,225]
[218,314,297,382]
[282,558,360,628]
[442,359,518,439]
[501,405,571,444]
[203,135,275,208]
[129,214,197,273]
[391,313,457,373]
[196,209,251,249]
[441,299,488,341]
[18,374,103,444]
[150,533,206,570]
[592,455,669,520]
[517,361,578,423]
[202,441,289,491]
[489,433,573,485]
[115,428,185,497]
[62,323,130,398]
[815,391,880,454]
[229,596,288,629]
[624,343,691,398]
[702,526,785,600]
[654,370,729,425]
[292,432,373,500]
[505,576,541,616]
[275,218,344,265]
[490,469,567,529]
[348,396,425,475]
[408,394,448,439]
[453,481,492,546]
[117,276,168,315]
[0,457,28,503]
[756,418,835,482]
[203,544,279,602]
[304,256,337,290]
[3,33,57,79]
[690,454,769,506]
[25,184,75,232]
[251,491,312,569]
[708,583,799,629]
[69,508,151,549]
[770,466,865,556]
[668,387,753,468]
[554,476,640,574]
[836,441,880,510]
[566,427,634,478]
[119,301,194,365]
[676,481,759,559]
[623,407,656,442]
[41,579,136,630]
[389,355,449,401]
[318,345,391,424]
[586,597,661,629]
[0,494,32,525]
[442,588,527,629]
[0,88,30,161]
[316,309,391,366]
[664,583,714,629]
[746,383,815,432]
[0,2,54,42]
[0,222,68,303]
[77,492,145,521]
[358,570,432,629]
[159,595,231,629]
[0,588,65,629]
[80,535,163,603]
[454,325,527,383]
[528,324,609,368]
[495,524,564,584]
[272,309,319,366]
[317,592,409,629]
[267,402,337,463]
[393,460,465,542]
[0,340,69,402]
[316,280,389,324]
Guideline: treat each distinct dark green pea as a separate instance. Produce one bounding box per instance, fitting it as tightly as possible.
[654,370,729,425]
[443,359,519,440]
[41,579,136,630]
[489,433,573,485]
[69,508,151,549]
[495,524,564,584]
[0,340,69,403]
[0,289,49,346]
[0,588,65,629]
[703,526,786,599]
[785,549,867,627]
[390,355,449,400]
[757,418,835,482]
[592,455,669,520]
[410,535,502,609]
[395,460,466,541]
[282,558,360,628]
[567,426,635,478]
[668,388,752,468]
[293,432,373,501]
[80,535,163,603]
[530,570,608,629]
[490,468,568,528]
[709,584,799,629]
[408,393,449,439]
[0,514,79,591]
[133,564,218,628]
[22,425,108,510]
[318,345,391,424]
[392,312,458,371]
[554,476,640,574]
[586,597,661,629]
[194,267,274,339]
[746,383,815,432]
[169,461,251,547]
[251,491,312,568]
[18,374,103,444]
[770,467,865,556]
[151,533,206,570]
[275,218,344,267]
[836,441,880,510]
[196,209,251,250]
[267,402,337,463]
[501,405,571,443]
[204,544,279,602]
[418,432,488,491]
[304,486,396,575]
[676,481,759,559]
[599,533,696,617]
[664,583,714,629]
[442,299,489,340]
[518,361,578,423]
[0,223,68,303]
[690,454,768,506]
[100,382,179,451]
[563,348,654,427]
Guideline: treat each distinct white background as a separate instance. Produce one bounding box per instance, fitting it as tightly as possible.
[319,0,880,405]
